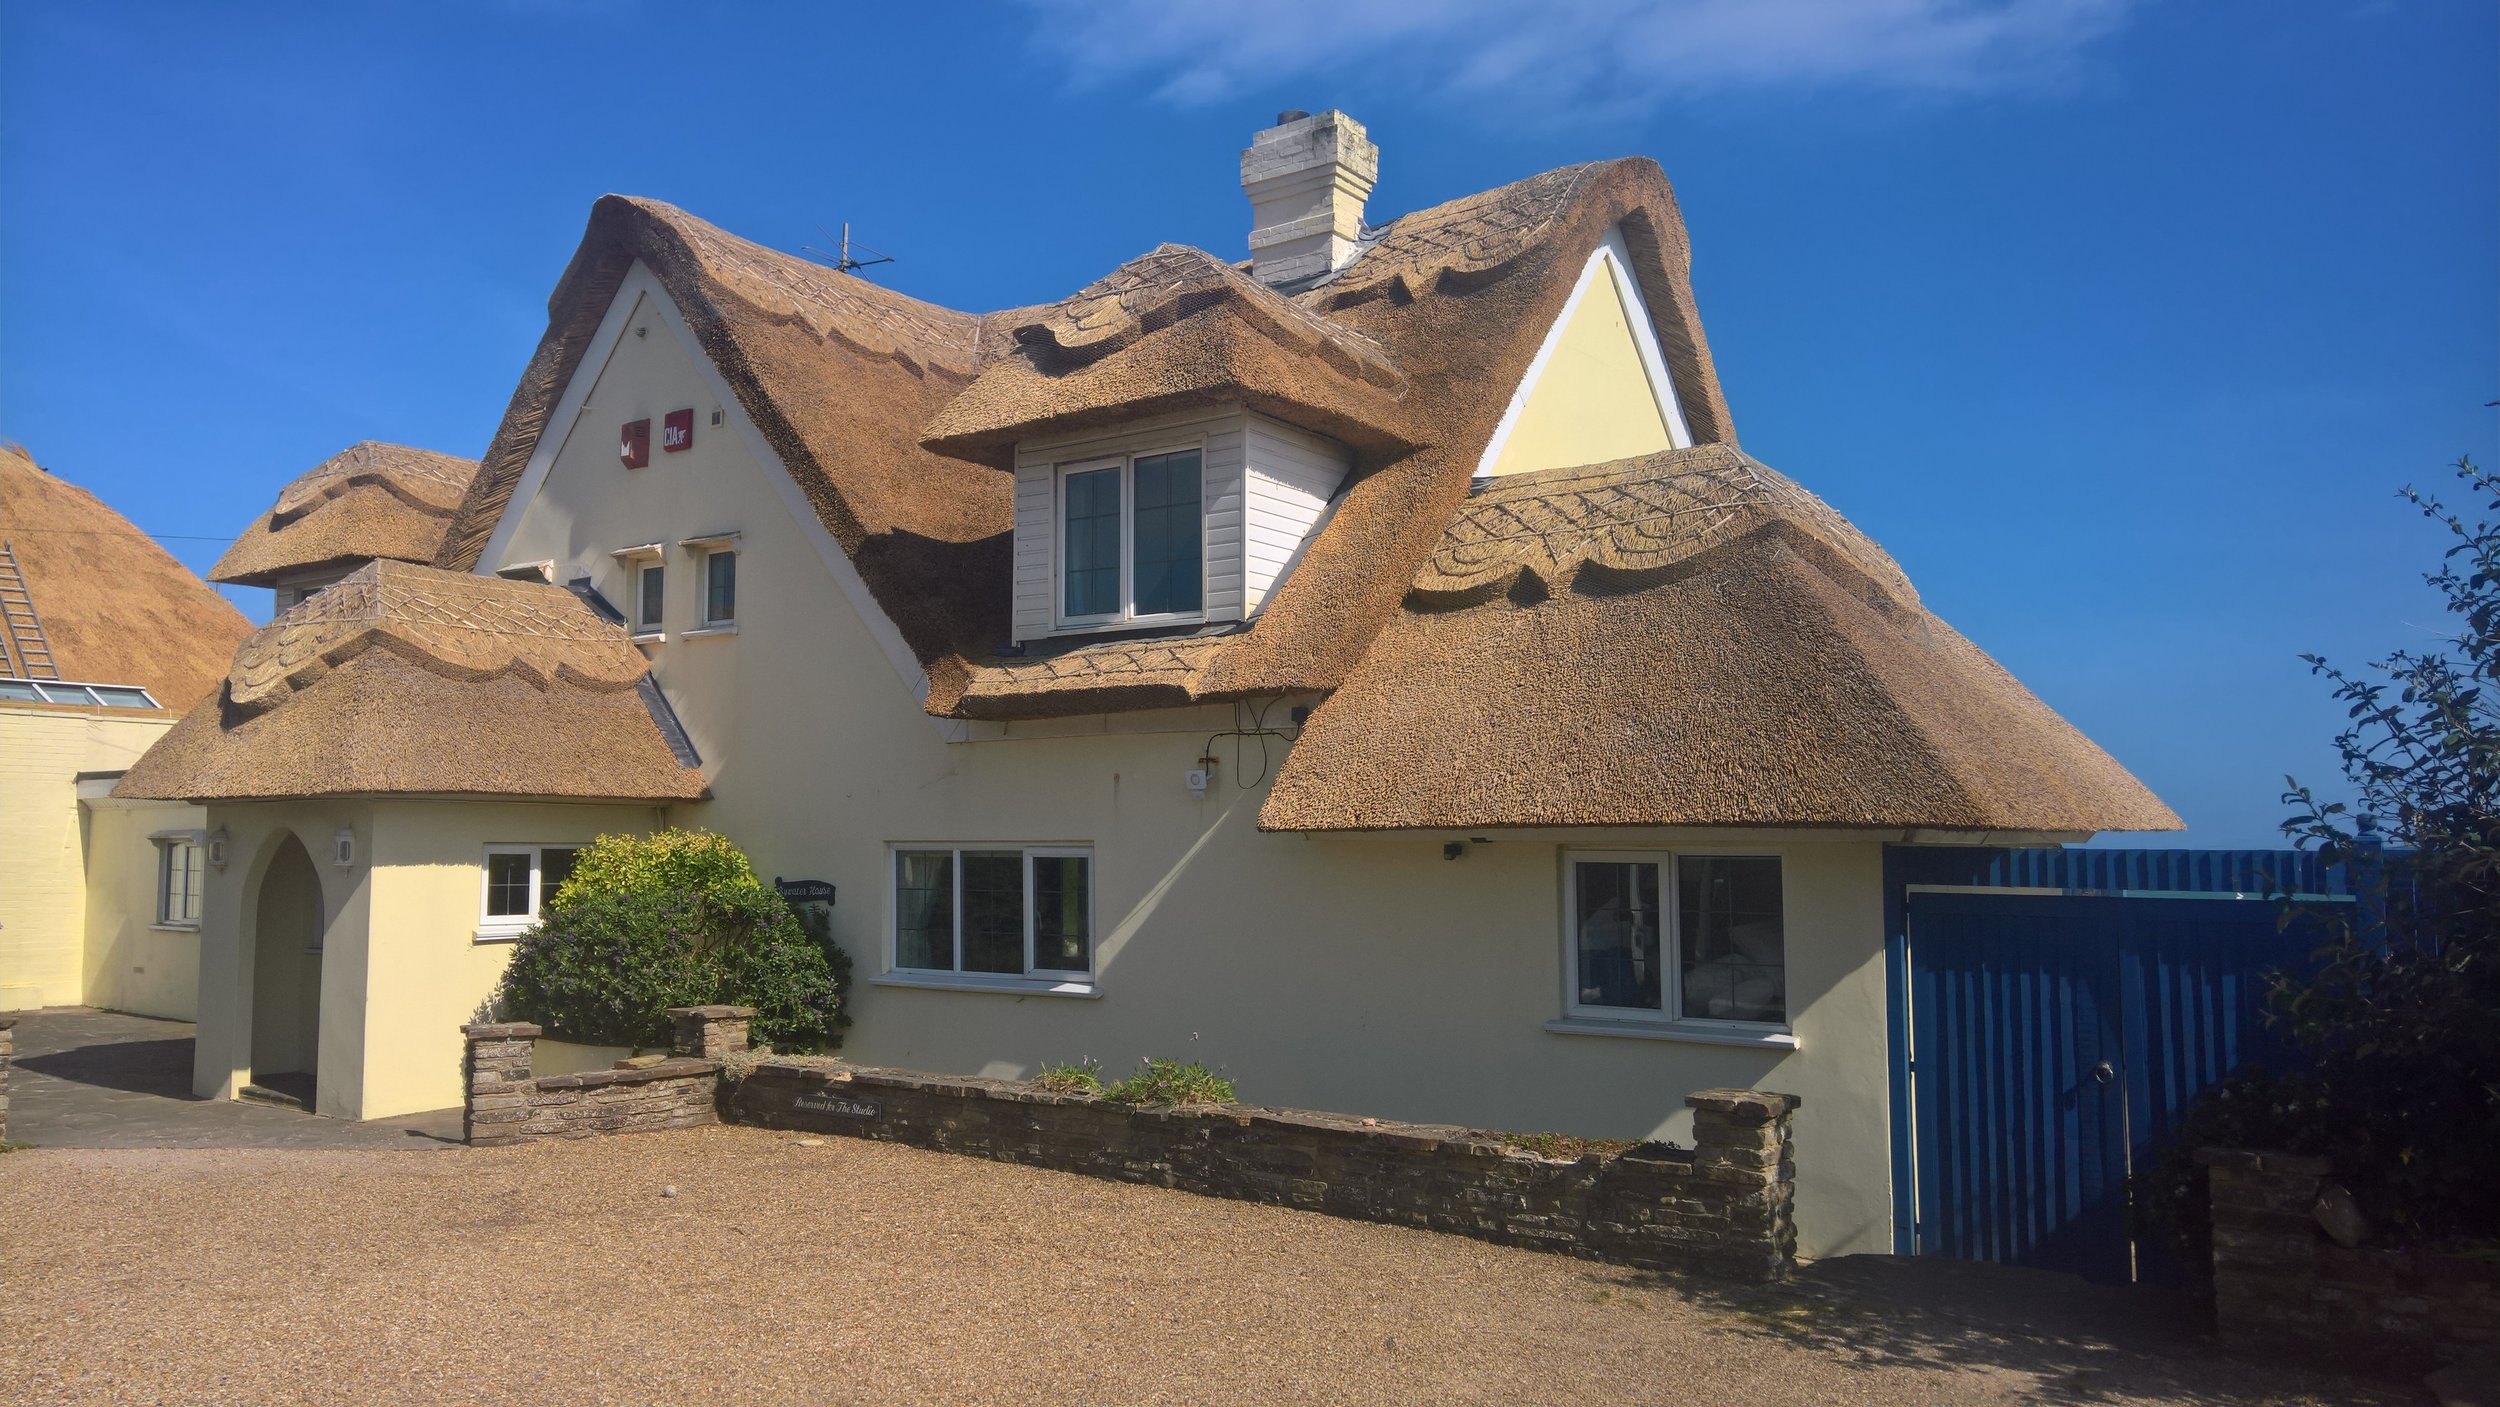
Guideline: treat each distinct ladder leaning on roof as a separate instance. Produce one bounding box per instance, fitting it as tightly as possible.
[0,540,61,680]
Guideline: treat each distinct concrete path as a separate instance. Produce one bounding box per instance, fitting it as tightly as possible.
[5,1007,461,1149]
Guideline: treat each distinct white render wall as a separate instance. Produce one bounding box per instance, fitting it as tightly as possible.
[477,268,1899,1258]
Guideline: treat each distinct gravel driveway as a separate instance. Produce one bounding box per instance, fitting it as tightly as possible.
[0,1126,2399,1406]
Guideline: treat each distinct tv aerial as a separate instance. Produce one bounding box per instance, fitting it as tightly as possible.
[803,223,895,276]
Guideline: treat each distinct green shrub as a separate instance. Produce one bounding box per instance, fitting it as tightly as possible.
[1031,1058,1103,1094]
[497,830,849,1052]
[1100,1057,1234,1106]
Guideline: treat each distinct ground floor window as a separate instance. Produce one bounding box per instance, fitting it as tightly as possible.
[1564,851,1786,1026]
[154,833,203,928]
[478,844,583,939]
[892,845,1092,978]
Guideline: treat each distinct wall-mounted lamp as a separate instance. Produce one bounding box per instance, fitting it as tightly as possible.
[205,827,230,871]
[333,826,357,868]
[1443,841,1466,861]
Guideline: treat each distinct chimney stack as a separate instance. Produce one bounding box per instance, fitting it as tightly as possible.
[1241,109,1377,287]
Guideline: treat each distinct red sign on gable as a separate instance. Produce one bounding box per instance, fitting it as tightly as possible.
[662,408,694,453]
[619,419,651,469]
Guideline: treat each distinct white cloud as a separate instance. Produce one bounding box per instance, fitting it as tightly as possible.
[1019,0,2137,111]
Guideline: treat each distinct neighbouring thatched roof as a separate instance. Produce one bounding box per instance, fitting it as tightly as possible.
[0,445,252,709]
[1260,447,2181,833]
[923,244,1415,462]
[115,561,706,802]
[210,441,480,587]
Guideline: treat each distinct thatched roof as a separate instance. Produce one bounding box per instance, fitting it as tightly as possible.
[923,244,1415,462]
[115,561,706,802]
[0,445,252,709]
[210,441,480,587]
[435,159,1733,722]
[413,155,2170,832]
[1260,448,2180,833]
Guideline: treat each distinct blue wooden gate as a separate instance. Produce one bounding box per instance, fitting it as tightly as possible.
[1885,848,2354,1285]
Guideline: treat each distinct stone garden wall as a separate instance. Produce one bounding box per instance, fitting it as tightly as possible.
[2200,1147,2500,1367]
[733,1061,1801,1281]
[460,1007,749,1148]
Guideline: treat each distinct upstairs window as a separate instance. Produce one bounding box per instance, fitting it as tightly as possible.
[1059,448,1203,627]
[636,563,665,632]
[704,548,737,627]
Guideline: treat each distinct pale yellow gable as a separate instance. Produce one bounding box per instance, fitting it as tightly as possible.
[1480,234,1686,479]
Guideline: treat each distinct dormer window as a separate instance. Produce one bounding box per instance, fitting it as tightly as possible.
[1058,448,1204,628]
[1009,411,1348,644]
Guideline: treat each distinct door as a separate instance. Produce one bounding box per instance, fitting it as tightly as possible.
[1905,887,2333,1285]
[1909,892,2133,1283]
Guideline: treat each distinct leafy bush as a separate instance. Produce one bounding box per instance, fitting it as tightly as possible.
[1032,1058,1104,1094]
[2147,458,2500,1253]
[496,830,850,1052]
[1099,1057,1235,1106]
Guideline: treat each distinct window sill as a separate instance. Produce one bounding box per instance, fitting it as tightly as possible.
[1544,1018,1798,1050]
[630,630,665,645]
[150,923,200,934]
[683,623,739,639]
[869,972,1100,1000]
[474,927,532,945]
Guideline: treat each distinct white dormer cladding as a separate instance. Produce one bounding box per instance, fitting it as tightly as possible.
[1010,405,1352,643]
[1475,224,1694,479]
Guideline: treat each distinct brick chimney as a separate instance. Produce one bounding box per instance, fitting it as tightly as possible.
[1241,109,1378,287]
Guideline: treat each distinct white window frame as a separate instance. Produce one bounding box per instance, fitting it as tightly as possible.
[475,843,585,942]
[1051,439,1208,632]
[610,543,666,641]
[152,829,205,930]
[1553,848,1795,1045]
[679,531,740,635]
[879,843,1098,996]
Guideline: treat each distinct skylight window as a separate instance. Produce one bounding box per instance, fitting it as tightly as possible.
[0,678,159,708]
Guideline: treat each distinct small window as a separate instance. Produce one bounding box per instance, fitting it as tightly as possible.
[703,548,737,627]
[156,835,204,928]
[478,844,585,939]
[636,563,665,632]
[1564,852,1785,1027]
[892,845,1092,979]
[1056,448,1204,628]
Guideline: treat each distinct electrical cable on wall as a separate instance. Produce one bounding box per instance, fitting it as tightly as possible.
[1201,694,1303,791]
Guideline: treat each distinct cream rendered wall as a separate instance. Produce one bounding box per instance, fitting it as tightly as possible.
[80,793,207,1019]
[193,799,657,1121]
[192,800,374,1116]
[0,703,179,1009]
[360,800,657,1120]
[483,268,1903,1257]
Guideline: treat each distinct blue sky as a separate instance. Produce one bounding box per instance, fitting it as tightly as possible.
[1,1,2491,847]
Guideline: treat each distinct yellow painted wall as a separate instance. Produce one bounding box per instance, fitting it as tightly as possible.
[480,267,1901,1257]
[361,800,658,1119]
[0,703,183,1009]
[80,796,207,1019]
[1483,249,1677,479]
[189,798,656,1120]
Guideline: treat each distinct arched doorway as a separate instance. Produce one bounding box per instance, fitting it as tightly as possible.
[248,833,324,1105]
